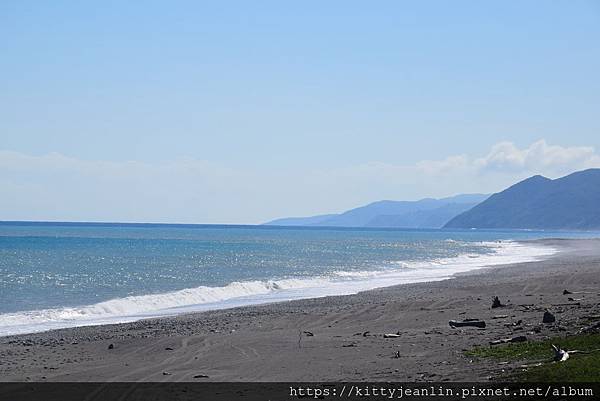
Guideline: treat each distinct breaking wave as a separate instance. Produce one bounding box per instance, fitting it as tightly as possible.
[0,241,556,336]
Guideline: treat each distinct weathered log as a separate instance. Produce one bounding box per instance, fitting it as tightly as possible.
[579,321,600,334]
[449,319,486,329]
[552,345,569,362]
[520,362,544,368]
[489,335,527,346]
[383,333,401,338]
[563,289,592,295]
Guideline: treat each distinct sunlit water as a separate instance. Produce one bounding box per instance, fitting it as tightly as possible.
[1,222,597,336]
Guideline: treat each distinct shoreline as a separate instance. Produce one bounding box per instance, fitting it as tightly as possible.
[1,238,599,381]
[0,238,556,338]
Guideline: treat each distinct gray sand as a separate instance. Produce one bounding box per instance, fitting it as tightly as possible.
[1,238,599,382]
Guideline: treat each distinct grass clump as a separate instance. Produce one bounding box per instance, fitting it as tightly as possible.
[466,333,600,381]
[521,353,600,381]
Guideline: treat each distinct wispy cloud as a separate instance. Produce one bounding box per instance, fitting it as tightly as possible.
[413,139,600,177]
[1,139,599,223]
[474,140,600,174]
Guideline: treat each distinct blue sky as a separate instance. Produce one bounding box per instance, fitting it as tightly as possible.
[1,1,600,223]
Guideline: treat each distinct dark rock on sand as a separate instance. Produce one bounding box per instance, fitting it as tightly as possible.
[543,311,556,323]
[491,296,505,308]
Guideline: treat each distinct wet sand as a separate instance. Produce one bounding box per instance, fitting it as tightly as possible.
[1,238,599,382]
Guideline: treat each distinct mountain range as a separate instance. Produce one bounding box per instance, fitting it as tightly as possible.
[265,194,489,228]
[445,168,600,230]
[267,168,600,230]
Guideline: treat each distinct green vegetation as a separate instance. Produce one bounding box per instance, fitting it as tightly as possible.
[466,334,600,381]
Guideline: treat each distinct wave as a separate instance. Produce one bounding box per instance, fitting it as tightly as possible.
[0,241,557,336]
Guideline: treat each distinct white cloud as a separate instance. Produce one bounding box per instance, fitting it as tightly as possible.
[1,139,599,223]
[474,139,600,174]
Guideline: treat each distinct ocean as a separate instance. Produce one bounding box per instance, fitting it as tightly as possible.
[0,222,595,336]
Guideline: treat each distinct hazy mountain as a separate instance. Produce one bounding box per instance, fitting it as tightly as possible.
[264,214,338,227]
[365,203,479,228]
[264,194,488,228]
[444,169,600,230]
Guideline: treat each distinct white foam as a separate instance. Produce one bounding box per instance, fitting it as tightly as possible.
[0,241,557,336]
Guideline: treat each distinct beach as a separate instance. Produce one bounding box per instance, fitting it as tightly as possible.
[1,238,599,382]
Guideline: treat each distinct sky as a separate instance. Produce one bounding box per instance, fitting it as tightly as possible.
[1,1,599,224]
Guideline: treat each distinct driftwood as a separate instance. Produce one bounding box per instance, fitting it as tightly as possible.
[449,319,486,329]
[552,344,600,362]
[563,289,593,295]
[490,335,527,346]
[383,333,401,338]
[567,297,583,302]
[519,345,600,369]
[520,362,544,368]
[492,296,506,308]
[298,330,314,349]
[492,315,509,319]
[552,345,570,362]
[518,304,541,311]
[579,321,600,334]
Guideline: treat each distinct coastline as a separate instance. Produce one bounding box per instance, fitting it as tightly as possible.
[0,238,556,337]
[1,238,599,381]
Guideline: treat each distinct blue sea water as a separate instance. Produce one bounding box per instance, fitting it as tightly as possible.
[0,222,597,336]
